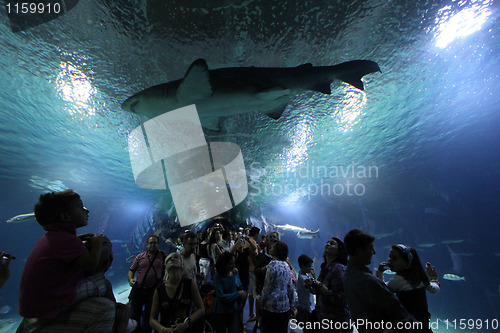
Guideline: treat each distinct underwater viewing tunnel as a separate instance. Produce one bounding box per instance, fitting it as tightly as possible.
[1,0,500,332]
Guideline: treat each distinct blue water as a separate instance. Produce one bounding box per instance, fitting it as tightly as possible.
[1,0,499,331]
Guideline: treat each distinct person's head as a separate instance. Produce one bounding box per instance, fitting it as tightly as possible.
[249,227,260,239]
[222,229,231,241]
[164,253,183,281]
[209,230,220,244]
[147,235,159,253]
[202,230,209,242]
[34,190,89,227]
[298,254,313,274]
[261,235,267,242]
[84,235,113,275]
[389,244,429,287]
[270,241,288,261]
[266,231,280,250]
[215,251,235,276]
[344,229,375,265]
[323,237,348,265]
[182,231,197,254]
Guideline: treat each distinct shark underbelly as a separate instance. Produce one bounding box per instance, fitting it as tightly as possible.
[134,88,294,129]
[196,89,293,118]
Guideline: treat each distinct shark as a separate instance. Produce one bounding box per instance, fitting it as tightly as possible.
[296,229,321,239]
[121,58,381,131]
[272,223,320,239]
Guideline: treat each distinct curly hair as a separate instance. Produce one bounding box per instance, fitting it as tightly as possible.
[34,190,81,226]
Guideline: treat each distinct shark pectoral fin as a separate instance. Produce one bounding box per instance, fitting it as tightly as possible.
[177,59,213,102]
[265,105,288,120]
[313,82,332,94]
[255,88,290,100]
[201,117,221,131]
[334,60,381,91]
[256,89,290,120]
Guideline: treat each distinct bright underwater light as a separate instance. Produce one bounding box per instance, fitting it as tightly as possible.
[56,62,96,117]
[434,0,492,49]
[336,85,366,132]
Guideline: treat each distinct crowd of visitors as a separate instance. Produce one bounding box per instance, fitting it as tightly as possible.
[6,190,441,333]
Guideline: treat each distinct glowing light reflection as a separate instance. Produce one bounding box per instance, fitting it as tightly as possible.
[283,118,312,171]
[278,190,307,207]
[336,85,367,132]
[434,0,492,49]
[56,62,96,117]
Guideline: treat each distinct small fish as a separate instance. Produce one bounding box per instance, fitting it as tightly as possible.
[424,207,448,216]
[417,243,436,248]
[383,270,396,275]
[118,288,130,295]
[0,305,11,314]
[441,239,465,245]
[443,274,465,281]
[373,229,399,240]
[6,212,35,223]
[126,255,137,262]
[111,240,126,244]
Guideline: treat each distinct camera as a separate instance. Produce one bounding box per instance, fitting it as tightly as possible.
[304,278,319,290]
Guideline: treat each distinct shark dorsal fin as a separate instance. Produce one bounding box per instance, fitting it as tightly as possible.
[177,59,213,102]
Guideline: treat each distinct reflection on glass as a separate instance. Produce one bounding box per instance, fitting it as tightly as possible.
[56,62,96,117]
[434,0,492,49]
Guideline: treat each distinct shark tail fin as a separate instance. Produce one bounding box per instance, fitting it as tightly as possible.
[333,60,381,91]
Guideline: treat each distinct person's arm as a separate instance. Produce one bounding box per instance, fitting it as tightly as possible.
[370,278,423,332]
[75,235,106,273]
[173,280,205,333]
[427,281,440,294]
[189,279,205,323]
[128,270,137,287]
[426,262,440,294]
[386,275,407,293]
[375,261,388,281]
[315,265,345,301]
[230,236,245,254]
[287,268,297,311]
[214,244,222,257]
[213,274,241,303]
[259,263,273,307]
[149,289,169,333]
[247,238,258,257]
